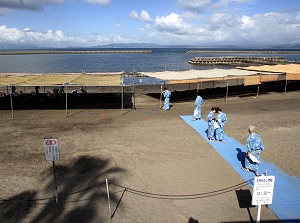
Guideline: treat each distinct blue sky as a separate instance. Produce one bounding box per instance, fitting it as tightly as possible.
[0,0,299,48]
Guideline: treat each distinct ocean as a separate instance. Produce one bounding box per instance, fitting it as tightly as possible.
[0,48,299,73]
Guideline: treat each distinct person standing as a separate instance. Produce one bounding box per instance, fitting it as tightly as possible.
[192,93,203,120]
[215,107,227,142]
[207,107,216,141]
[162,87,171,110]
[243,125,265,176]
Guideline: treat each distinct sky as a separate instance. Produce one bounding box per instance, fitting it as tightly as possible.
[0,0,299,48]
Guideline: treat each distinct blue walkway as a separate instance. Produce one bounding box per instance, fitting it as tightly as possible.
[181,116,300,222]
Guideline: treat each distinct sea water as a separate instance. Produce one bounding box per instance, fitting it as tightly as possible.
[0,48,299,73]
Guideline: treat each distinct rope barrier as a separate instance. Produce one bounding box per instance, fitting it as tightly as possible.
[0,182,105,203]
[0,178,254,202]
[109,178,254,200]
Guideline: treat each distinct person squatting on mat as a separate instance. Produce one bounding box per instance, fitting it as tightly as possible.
[215,107,227,142]
[162,87,171,110]
[192,92,203,120]
[242,125,265,176]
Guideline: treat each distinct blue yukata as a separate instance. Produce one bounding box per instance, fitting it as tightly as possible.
[163,90,171,110]
[245,133,265,173]
[207,111,215,140]
[215,112,227,141]
[193,96,203,119]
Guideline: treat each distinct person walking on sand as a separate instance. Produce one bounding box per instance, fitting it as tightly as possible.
[215,107,227,142]
[192,93,203,120]
[243,125,265,176]
[207,107,216,141]
[162,87,171,110]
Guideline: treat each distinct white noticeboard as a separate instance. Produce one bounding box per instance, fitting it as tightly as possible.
[252,175,275,205]
[44,138,60,161]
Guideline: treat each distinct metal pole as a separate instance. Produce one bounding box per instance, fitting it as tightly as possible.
[159,80,163,109]
[284,79,287,93]
[121,75,124,114]
[132,75,136,109]
[257,85,260,97]
[197,82,199,92]
[52,161,58,203]
[225,81,229,102]
[65,84,68,117]
[106,179,112,222]
[9,85,14,119]
[256,204,262,223]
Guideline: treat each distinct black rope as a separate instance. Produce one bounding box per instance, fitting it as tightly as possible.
[0,178,254,202]
[109,178,253,199]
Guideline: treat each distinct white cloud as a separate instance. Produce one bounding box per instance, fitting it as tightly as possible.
[129,10,153,22]
[1,10,300,47]
[154,13,192,35]
[0,25,88,46]
[147,10,300,45]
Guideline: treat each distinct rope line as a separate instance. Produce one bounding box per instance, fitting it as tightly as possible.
[0,178,254,202]
[0,182,105,202]
[109,178,253,199]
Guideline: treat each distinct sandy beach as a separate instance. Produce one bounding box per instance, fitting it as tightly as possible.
[0,82,299,223]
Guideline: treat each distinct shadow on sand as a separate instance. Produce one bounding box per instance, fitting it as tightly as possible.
[0,155,126,223]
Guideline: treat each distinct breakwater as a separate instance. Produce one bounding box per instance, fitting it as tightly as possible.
[189,56,287,65]
[0,50,152,55]
[186,50,300,54]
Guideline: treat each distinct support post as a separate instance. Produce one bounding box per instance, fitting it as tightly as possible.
[121,75,124,115]
[257,85,260,97]
[132,75,136,109]
[65,84,68,117]
[106,179,112,222]
[9,85,14,119]
[225,81,229,102]
[284,79,288,93]
[52,161,58,203]
[159,80,163,109]
[256,204,262,223]
[197,82,199,93]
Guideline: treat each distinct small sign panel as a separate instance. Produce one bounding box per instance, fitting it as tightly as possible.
[252,175,275,205]
[44,138,60,161]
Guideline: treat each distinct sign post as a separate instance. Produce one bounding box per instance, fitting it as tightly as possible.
[44,138,60,203]
[251,175,275,223]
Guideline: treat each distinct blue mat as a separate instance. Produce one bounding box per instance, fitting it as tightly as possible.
[181,115,300,222]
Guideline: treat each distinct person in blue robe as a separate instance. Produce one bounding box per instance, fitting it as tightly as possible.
[162,87,171,110]
[192,93,203,120]
[243,125,265,176]
[207,107,216,141]
[215,107,227,142]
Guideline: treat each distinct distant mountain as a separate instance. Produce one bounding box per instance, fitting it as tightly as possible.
[269,43,300,49]
[0,43,39,50]
[1,42,299,50]
[91,43,163,48]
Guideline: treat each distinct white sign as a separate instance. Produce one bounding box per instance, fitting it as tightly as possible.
[44,138,60,161]
[252,175,275,205]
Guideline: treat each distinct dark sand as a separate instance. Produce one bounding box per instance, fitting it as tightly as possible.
[0,82,299,223]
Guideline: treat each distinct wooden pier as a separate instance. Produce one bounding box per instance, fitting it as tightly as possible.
[189,56,287,65]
